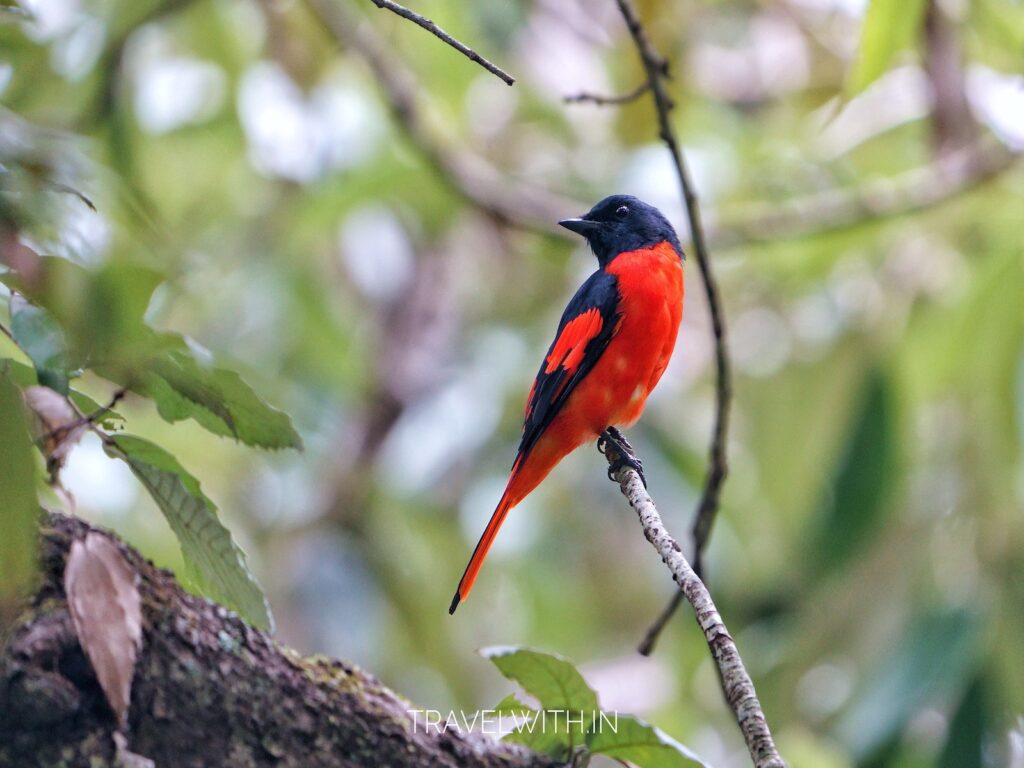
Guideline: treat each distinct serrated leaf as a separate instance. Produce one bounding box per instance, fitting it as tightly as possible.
[105,344,302,451]
[68,389,125,431]
[587,715,707,768]
[484,646,599,751]
[103,434,274,631]
[492,693,568,757]
[10,293,72,394]
[847,0,928,96]
[494,693,535,718]
[64,532,142,729]
[0,371,38,613]
[502,714,571,757]
[484,646,600,713]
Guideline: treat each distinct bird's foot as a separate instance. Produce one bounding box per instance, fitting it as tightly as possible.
[598,426,647,487]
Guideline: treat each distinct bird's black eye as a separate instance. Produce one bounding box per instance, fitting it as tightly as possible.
[615,205,629,220]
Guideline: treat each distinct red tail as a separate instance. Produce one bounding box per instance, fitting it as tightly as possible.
[449,425,580,613]
[450,450,557,614]
[448,488,515,614]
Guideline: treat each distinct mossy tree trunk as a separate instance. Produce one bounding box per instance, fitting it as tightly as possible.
[0,514,561,768]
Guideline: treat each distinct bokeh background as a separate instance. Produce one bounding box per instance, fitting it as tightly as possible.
[2,0,1023,765]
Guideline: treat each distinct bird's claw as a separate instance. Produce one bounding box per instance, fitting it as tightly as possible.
[599,427,647,487]
[608,454,647,487]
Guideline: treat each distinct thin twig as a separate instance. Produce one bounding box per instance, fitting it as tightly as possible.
[31,389,127,456]
[305,0,1018,245]
[47,182,97,212]
[563,82,650,105]
[304,0,575,232]
[601,443,785,768]
[367,0,514,86]
[611,0,733,653]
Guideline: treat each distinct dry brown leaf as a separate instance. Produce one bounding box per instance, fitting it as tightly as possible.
[23,385,85,474]
[64,533,143,729]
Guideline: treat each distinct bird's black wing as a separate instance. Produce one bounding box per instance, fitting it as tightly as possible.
[515,270,621,464]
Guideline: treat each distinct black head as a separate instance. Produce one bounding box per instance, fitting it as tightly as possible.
[559,194,684,266]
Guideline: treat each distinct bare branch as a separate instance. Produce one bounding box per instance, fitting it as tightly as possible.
[611,0,733,652]
[563,82,650,105]
[367,0,515,86]
[711,140,1017,248]
[306,0,1018,250]
[303,0,576,233]
[637,589,686,656]
[600,443,786,768]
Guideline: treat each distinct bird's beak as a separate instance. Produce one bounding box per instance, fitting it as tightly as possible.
[558,217,601,236]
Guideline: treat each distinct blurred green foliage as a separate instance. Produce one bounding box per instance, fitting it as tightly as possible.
[847,0,928,95]
[1,0,1022,766]
[0,370,37,619]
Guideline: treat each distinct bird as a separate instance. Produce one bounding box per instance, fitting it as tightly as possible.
[449,194,685,615]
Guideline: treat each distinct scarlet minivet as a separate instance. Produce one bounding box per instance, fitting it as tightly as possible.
[450,195,685,614]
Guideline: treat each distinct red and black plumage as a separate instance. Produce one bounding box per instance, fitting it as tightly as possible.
[450,195,686,614]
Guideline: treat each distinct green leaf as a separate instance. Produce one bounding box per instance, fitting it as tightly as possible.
[484,647,599,751]
[67,390,125,431]
[0,371,39,610]
[144,350,302,450]
[486,651,706,766]
[810,370,899,573]
[847,0,928,95]
[939,675,988,768]
[587,715,707,768]
[10,294,72,394]
[493,693,535,718]
[492,693,568,757]
[484,646,600,714]
[0,358,35,387]
[9,258,165,368]
[102,342,302,451]
[835,607,983,759]
[103,434,273,630]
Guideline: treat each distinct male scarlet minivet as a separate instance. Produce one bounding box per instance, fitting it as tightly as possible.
[449,195,685,614]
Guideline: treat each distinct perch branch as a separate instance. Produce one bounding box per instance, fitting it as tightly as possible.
[601,445,786,768]
[0,513,560,768]
[367,0,514,85]
[611,0,732,653]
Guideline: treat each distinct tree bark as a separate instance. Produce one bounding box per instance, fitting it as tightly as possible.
[0,513,561,768]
